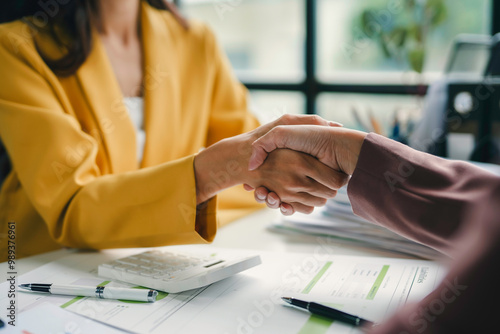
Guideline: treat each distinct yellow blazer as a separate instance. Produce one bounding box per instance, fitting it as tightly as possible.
[0,2,263,259]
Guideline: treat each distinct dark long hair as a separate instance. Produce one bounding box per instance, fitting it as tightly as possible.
[0,0,187,77]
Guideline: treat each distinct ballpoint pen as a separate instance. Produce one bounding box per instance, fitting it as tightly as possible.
[281,297,375,327]
[19,283,158,303]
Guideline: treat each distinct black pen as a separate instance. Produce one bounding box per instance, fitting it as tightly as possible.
[281,297,375,327]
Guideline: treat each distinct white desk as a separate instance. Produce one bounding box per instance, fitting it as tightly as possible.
[2,208,436,334]
[8,208,414,276]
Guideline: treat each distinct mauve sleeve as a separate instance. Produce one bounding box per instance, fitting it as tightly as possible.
[348,133,500,255]
[347,133,500,333]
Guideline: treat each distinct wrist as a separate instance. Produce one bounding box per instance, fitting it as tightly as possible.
[194,135,253,204]
[342,129,367,175]
[328,127,367,175]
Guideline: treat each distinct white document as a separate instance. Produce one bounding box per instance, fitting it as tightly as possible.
[0,246,446,334]
[1,302,125,333]
[272,187,441,259]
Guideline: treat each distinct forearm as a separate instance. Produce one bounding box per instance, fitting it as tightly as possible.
[323,127,367,175]
[194,135,252,204]
[37,155,218,249]
[348,133,500,254]
[367,182,500,333]
[196,115,344,205]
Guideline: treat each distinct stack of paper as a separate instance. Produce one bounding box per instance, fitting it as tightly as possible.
[268,187,441,259]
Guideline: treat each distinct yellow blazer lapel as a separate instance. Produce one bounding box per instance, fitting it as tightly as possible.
[140,3,181,167]
[76,30,138,173]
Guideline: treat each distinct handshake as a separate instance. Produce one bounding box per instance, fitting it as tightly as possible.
[194,114,368,215]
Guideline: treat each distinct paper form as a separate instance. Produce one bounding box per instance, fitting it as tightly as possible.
[178,253,444,334]
[271,187,441,259]
[0,246,446,334]
[5,302,126,333]
[0,248,215,333]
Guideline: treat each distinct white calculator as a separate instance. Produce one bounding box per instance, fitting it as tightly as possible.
[98,249,261,293]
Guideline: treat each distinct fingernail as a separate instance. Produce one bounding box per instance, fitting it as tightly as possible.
[280,205,288,214]
[267,196,276,205]
[256,192,266,201]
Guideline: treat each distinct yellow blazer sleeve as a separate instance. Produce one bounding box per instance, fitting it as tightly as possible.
[0,25,217,250]
[204,26,260,146]
[200,25,266,223]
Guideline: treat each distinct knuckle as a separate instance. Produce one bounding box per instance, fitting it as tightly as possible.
[328,190,338,198]
[312,115,323,124]
[303,183,318,194]
[279,114,292,125]
[317,198,328,207]
[291,182,305,193]
[306,114,324,125]
[301,206,314,214]
[273,125,287,135]
[326,173,348,189]
[296,192,313,203]
[280,191,295,203]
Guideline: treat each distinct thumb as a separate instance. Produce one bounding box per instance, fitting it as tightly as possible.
[249,125,308,171]
[248,126,290,171]
[248,147,268,171]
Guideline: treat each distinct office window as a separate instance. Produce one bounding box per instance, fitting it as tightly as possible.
[317,0,492,84]
[182,0,305,83]
[179,0,497,117]
[249,91,306,123]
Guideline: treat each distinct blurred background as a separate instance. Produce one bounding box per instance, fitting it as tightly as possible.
[177,0,500,163]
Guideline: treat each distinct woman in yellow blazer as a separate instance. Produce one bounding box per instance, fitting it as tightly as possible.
[0,0,344,259]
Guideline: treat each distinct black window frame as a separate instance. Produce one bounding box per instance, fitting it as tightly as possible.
[178,0,500,115]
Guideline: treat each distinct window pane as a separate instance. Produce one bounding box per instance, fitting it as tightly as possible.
[317,0,492,84]
[249,91,305,124]
[317,93,422,141]
[182,0,305,83]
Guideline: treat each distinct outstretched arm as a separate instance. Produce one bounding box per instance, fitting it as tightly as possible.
[248,125,500,254]
[355,134,500,333]
[248,125,500,333]
[195,116,349,212]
